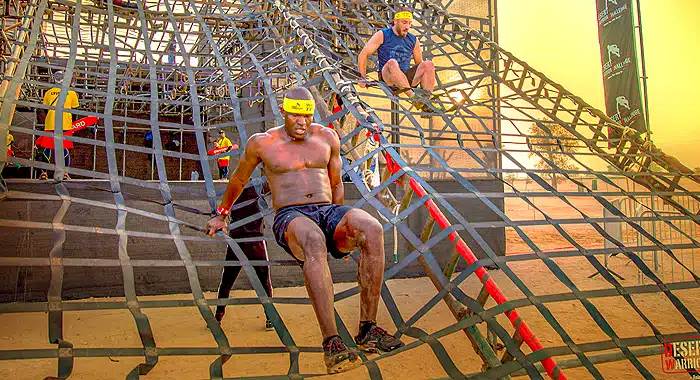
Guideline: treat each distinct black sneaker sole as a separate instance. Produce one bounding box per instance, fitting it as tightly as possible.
[357,343,379,354]
[357,341,404,354]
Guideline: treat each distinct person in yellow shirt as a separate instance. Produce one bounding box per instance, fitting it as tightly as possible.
[43,72,80,132]
[36,71,79,180]
[215,129,233,179]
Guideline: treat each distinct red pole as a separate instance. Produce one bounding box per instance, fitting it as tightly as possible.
[382,149,565,379]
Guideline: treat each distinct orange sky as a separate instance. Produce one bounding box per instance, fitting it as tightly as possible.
[497,0,700,170]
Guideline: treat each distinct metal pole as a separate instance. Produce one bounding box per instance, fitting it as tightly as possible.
[633,0,656,283]
[179,107,183,181]
[178,128,183,181]
[31,110,36,179]
[0,1,38,166]
[492,0,501,177]
[89,60,97,175]
[122,105,126,176]
[634,0,650,136]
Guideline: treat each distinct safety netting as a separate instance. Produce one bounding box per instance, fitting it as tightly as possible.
[0,0,698,379]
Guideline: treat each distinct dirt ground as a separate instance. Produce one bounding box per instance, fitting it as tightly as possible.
[1,177,698,379]
[505,178,645,254]
[1,255,697,379]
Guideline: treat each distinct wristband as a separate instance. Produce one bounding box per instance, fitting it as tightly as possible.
[216,206,230,217]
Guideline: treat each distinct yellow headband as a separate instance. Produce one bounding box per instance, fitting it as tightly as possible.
[282,97,315,115]
[394,11,413,20]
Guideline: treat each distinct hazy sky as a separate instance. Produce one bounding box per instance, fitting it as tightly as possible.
[497,0,700,169]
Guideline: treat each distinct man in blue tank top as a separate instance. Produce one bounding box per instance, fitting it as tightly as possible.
[358,7,436,112]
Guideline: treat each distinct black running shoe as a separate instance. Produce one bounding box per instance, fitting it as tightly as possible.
[323,335,361,374]
[265,320,274,331]
[354,323,404,353]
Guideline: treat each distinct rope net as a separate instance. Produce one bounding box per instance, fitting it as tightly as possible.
[0,0,698,378]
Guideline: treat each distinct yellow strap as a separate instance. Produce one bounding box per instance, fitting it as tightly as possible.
[394,11,413,20]
[282,97,315,115]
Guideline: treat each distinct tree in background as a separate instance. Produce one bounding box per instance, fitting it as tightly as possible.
[503,173,518,185]
[528,120,579,190]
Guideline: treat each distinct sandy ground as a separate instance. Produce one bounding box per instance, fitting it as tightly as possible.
[504,179,699,285]
[1,254,698,379]
[504,178,629,255]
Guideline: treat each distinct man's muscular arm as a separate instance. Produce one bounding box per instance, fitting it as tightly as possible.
[412,39,423,65]
[358,31,383,82]
[325,128,344,205]
[218,134,264,212]
[205,133,263,236]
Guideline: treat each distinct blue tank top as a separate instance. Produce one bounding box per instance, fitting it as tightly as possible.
[377,26,417,73]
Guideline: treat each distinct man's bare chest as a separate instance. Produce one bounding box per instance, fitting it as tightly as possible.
[261,139,330,173]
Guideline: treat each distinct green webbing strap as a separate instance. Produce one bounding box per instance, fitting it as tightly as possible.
[105,1,159,375]
[139,0,228,375]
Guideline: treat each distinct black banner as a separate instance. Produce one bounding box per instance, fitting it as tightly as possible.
[596,0,647,140]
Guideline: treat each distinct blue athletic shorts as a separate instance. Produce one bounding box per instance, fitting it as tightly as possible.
[272,203,353,262]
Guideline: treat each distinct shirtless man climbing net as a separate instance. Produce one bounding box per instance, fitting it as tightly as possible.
[205,87,403,373]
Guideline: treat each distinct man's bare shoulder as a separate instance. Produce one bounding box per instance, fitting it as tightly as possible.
[310,122,334,135]
[265,126,284,134]
[247,129,278,146]
[312,123,340,146]
[243,131,275,156]
[370,30,384,43]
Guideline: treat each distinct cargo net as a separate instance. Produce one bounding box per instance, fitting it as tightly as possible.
[0,0,699,379]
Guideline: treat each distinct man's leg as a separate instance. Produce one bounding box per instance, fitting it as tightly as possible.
[285,217,337,338]
[249,240,274,329]
[216,239,272,322]
[380,59,415,97]
[39,148,52,180]
[64,148,71,168]
[250,241,273,297]
[334,208,403,353]
[215,243,243,321]
[333,209,384,321]
[409,60,436,94]
[285,216,360,373]
[62,149,71,180]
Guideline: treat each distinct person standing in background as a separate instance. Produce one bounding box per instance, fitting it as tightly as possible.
[215,129,233,179]
[35,70,80,180]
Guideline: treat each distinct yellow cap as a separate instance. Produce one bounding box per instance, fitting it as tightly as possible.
[282,97,315,115]
[394,11,413,20]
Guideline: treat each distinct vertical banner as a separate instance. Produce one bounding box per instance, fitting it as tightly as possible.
[596,0,647,142]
